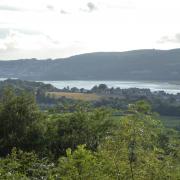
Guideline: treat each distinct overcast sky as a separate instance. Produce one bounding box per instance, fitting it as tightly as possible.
[0,0,180,60]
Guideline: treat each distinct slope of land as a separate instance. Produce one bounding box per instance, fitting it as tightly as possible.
[1,49,180,81]
[47,92,101,101]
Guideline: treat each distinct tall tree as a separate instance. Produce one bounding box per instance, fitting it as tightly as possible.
[0,88,44,156]
[98,101,180,179]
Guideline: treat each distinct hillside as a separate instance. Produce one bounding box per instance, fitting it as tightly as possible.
[0,79,58,93]
[1,49,180,81]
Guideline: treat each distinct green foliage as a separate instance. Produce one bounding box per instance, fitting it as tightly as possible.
[0,148,54,179]
[46,108,114,157]
[0,88,45,156]
[51,145,107,179]
[97,102,180,179]
[0,90,179,179]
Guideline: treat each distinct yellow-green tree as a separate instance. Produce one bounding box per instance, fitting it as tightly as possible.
[98,101,180,179]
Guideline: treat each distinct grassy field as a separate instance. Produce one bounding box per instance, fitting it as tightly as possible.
[112,114,180,130]
[159,115,180,129]
[47,92,101,101]
[47,92,180,130]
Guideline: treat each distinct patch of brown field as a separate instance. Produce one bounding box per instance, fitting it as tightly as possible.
[47,92,101,101]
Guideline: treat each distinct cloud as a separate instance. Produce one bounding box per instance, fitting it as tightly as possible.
[60,9,69,14]
[0,28,10,39]
[0,28,42,39]
[0,29,60,53]
[0,31,18,51]
[46,4,68,14]
[46,5,54,11]
[158,33,180,43]
[0,5,25,11]
[47,2,97,14]
[87,2,97,12]
[80,2,97,13]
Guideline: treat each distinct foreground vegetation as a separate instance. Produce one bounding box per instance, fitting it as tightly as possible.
[0,88,180,179]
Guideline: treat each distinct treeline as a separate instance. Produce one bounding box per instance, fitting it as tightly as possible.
[0,79,58,93]
[53,84,180,117]
[35,82,180,117]
[1,79,180,117]
[0,88,179,179]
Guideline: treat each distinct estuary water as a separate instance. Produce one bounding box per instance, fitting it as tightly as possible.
[0,78,180,94]
[41,80,180,94]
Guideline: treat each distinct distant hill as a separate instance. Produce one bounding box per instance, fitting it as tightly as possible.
[1,49,180,81]
[0,79,58,93]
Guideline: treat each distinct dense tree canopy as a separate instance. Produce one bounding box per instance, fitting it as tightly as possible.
[0,88,45,156]
[0,89,179,179]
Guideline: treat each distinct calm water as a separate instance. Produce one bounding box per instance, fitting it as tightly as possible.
[41,80,180,94]
[0,78,180,94]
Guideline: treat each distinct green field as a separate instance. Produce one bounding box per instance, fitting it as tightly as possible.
[47,92,101,101]
[112,114,180,130]
[159,115,180,129]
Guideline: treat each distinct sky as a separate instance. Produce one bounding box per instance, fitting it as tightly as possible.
[0,0,180,60]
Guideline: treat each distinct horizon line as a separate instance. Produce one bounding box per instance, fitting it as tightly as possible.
[0,48,180,61]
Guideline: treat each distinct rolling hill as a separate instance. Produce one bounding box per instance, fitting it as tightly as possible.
[0,49,180,81]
